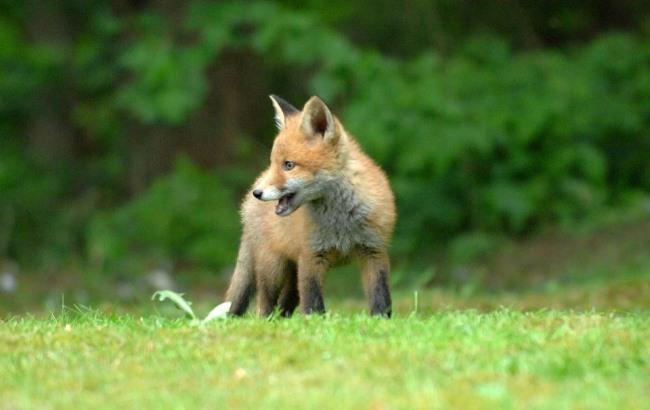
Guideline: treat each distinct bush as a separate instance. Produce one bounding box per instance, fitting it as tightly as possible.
[86,158,240,274]
[338,35,650,256]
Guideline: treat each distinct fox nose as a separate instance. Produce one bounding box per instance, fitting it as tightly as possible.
[252,189,263,199]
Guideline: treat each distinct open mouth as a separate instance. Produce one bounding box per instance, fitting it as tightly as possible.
[275,192,296,216]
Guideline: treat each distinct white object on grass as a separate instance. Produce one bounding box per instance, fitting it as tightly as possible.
[202,301,232,324]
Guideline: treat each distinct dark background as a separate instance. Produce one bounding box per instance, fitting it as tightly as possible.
[1,0,649,310]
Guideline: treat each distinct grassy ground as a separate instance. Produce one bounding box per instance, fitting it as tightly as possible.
[1,295,649,409]
[2,219,649,409]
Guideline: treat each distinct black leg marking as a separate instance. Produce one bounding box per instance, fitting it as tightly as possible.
[298,253,328,315]
[258,277,282,317]
[277,266,299,317]
[370,269,392,317]
[302,277,325,314]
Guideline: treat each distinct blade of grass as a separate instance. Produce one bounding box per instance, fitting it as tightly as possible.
[151,290,196,319]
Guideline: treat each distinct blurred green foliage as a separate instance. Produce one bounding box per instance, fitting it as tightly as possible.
[87,158,240,272]
[0,0,648,277]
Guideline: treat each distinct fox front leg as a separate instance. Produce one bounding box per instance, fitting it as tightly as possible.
[255,254,291,317]
[277,267,299,317]
[297,253,327,314]
[359,249,392,317]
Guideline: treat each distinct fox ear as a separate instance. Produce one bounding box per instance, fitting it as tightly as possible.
[300,96,338,144]
[269,95,299,130]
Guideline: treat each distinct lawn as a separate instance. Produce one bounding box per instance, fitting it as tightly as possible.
[1,292,649,409]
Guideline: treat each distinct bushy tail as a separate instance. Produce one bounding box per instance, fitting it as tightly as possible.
[225,242,255,316]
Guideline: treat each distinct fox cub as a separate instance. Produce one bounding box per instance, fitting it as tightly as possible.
[225,95,396,316]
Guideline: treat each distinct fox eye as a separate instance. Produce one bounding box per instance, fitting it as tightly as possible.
[282,160,295,171]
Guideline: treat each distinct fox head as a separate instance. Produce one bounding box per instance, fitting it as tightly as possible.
[252,95,347,216]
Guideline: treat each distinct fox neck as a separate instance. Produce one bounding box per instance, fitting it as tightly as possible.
[306,172,382,254]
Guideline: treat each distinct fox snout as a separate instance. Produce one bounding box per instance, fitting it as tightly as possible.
[252,186,283,201]
[252,185,301,216]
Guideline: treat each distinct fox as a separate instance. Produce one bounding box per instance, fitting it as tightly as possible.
[225,95,396,317]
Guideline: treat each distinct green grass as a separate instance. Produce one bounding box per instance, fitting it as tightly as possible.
[1,304,649,409]
[4,217,649,408]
